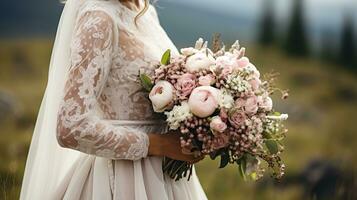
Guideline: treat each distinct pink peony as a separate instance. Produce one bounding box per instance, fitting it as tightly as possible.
[211,133,230,150]
[188,86,219,118]
[149,81,174,112]
[210,116,227,135]
[175,73,196,97]
[198,74,215,86]
[229,109,247,129]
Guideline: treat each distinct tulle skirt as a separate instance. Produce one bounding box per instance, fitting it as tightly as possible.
[52,121,207,200]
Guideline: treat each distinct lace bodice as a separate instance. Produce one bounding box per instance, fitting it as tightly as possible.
[56,0,178,160]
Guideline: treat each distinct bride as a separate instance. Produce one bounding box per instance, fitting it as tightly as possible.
[20,0,207,199]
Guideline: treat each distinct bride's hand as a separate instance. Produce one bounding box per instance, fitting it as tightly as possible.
[148,132,204,164]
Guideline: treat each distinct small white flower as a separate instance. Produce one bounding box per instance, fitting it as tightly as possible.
[165,102,193,130]
[218,90,234,109]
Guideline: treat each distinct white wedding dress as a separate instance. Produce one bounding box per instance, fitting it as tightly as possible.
[20,0,207,199]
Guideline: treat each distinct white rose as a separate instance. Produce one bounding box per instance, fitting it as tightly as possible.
[185,51,215,73]
[149,81,174,112]
[259,97,273,111]
[244,63,260,78]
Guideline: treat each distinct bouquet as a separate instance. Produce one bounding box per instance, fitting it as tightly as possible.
[140,37,289,181]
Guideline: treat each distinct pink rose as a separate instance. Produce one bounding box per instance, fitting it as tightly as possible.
[236,57,250,69]
[149,81,174,112]
[216,55,235,68]
[259,96,273,112]
[229,109,247,129]
[175,73,196,97]
[244,95,259,115]
[219,108,228,122]
[211,133,230,150]
[198,74,215,86]
[216,56,234,77]
[188,86,219,118]
[249,77,261,91]
[210,116,227,135]
[235,96,259,115]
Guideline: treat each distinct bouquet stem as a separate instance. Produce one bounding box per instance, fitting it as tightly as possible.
[162,157,193,181]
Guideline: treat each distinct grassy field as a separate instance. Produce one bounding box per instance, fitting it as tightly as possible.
[0,39,356,200]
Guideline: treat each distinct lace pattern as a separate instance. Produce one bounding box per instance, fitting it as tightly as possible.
[57,7,149,160]
[56,0,178,160]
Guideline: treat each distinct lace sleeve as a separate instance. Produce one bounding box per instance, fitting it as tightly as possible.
[56,10,149,160]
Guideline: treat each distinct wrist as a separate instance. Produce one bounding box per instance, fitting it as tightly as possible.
[148,133,164,157]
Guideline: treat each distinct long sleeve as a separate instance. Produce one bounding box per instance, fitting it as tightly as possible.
[56,10,149,160]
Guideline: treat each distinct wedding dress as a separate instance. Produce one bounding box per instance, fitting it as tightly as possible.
[20,0,207,199]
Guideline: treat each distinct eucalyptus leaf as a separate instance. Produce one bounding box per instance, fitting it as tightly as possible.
[161,49,171,65]
[265,139,279,154]
[219,151,230,168]
[209,148,223,160]
[237,156,247,181]
[140,73,153,92]
[262,131,272,139]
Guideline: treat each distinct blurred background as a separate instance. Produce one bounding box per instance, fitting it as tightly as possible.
[1,0,357,199]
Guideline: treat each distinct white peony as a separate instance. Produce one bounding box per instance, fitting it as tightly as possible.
[149,81,174,112]
[185,51,215,73]
[259,96,273,111]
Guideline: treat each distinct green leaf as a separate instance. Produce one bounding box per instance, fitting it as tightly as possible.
[219,151,230,168]
[161,49,171,65]
[140,73,153,92]
[265,139,279,154]
[262,131,272,139]
[273,111,281,116]
[237,156,247,181]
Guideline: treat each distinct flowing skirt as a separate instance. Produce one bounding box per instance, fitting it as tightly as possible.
[52,121,207,200]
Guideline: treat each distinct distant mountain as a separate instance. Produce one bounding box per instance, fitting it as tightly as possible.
[156,1,257,48]
[0,0,354,49]
[0,0,63,37]
[0,0,258,44]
